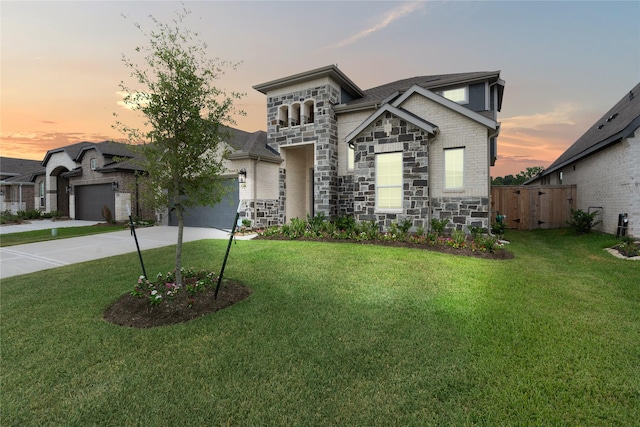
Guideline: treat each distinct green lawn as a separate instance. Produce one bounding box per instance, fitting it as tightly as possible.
[0,223,124,247]
[1,229,638,426]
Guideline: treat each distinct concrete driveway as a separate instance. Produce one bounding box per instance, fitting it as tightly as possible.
[0,220,254,279]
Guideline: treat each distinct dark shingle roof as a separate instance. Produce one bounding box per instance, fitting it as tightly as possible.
[0,157,45,182]
[346,71,502,106]
[225,127,281,161]
[542,82,640,176]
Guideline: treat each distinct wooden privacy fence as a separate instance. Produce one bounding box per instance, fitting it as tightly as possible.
[491,185,577,230]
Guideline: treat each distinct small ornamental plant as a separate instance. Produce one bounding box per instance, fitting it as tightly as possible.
[131,267,218,307]
[257,215,507,256]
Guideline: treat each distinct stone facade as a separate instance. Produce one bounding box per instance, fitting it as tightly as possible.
[431,197,490,231]
[351,113,432,230]
[266,83,341,219]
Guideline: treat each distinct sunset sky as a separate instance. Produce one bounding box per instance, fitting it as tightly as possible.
[1,0,638,177]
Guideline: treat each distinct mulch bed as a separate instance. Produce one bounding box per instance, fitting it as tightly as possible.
[103,280,251,329]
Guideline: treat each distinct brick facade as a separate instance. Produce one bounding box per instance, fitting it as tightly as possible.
[551,134,639,236]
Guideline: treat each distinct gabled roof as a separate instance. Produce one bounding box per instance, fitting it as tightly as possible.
[535,82,640,178]
[345,104,439,144]
[392,85,498,129]
[41,141,97,166]
[344,71,504,108]
[0,157,44,179]
[253,64,365,99]
[76,141,136,162]
[225,127,281,163]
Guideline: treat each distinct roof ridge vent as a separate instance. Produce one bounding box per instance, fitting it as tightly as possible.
[606,113,619,122]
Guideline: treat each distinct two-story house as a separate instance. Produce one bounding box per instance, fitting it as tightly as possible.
[249,65,505,232]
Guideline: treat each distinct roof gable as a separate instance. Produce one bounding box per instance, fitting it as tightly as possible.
[345,104,438,144]
[392,85,498,129]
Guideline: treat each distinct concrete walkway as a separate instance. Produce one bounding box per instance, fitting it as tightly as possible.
[0,220,254,279]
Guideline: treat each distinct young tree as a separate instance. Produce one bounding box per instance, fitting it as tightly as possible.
[114,8,244,285]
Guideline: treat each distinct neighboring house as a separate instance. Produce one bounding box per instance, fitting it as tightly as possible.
[38,141,148,221]
[0,157,44,213]
[526,83,640,237]
[251,65,505,231]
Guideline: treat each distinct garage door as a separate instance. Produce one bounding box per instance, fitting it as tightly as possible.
[76,184,115,221]
[169,179,239,229]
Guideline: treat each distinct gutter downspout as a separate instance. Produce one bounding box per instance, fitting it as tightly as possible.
[253,157,261,226]
[426,130,440,232]
[488,125,501,235]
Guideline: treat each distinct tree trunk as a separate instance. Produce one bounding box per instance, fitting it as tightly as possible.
[175,205,184,285]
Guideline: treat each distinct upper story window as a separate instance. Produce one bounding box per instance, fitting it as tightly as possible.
[440,87,469,104]
[278,99,315,128]
[290,103,300,127]
[303,100,315,124]
[90,158,97,170]
[444,147,464,189]
[278,105,289,128]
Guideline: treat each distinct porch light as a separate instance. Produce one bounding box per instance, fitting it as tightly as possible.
[238,168,247,184]
[65,185,73,194]
[112,181,119,191]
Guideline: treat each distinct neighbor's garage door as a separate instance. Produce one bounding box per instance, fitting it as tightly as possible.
[76,184,115,221]
[169,179,239,229]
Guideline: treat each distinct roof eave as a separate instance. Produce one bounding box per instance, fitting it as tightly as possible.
[253,65,365,98]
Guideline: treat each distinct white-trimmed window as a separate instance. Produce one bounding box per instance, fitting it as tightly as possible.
[347,144,355,171]
[39,181,45,207]
[90,158,96,170]
[441,87,468,104]
[376,152,402,210]
[444,148,464,189]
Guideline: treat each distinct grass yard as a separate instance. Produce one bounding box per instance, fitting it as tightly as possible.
[0,223,124,247]
[1,229,638,426]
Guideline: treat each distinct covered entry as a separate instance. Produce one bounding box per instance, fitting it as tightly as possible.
[169,179,239,229]
[283,143,314,222]
[76,184,115,221]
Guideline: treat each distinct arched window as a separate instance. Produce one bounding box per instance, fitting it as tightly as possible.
[278,105,289,128]
[303,100,315,124]
[290,103,300,127]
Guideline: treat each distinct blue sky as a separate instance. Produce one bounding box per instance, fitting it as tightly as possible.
[1,0,639,176]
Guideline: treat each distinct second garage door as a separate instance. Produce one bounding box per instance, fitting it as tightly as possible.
[76,184,115,221]
[169,179,239,229]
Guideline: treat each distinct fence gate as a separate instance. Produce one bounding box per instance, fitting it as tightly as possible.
[491,185,577,230]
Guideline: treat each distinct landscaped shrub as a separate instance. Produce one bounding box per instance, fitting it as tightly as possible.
[257,216,505,255]
[491,221,506,238]
[41,211,61,219]
[468,225,484,239]
[0,210,21,224]
[567,209,601,234]
[131,267,218,307]
[102,205,113,223]
[616,236,640,257]
[430,218,449,235]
